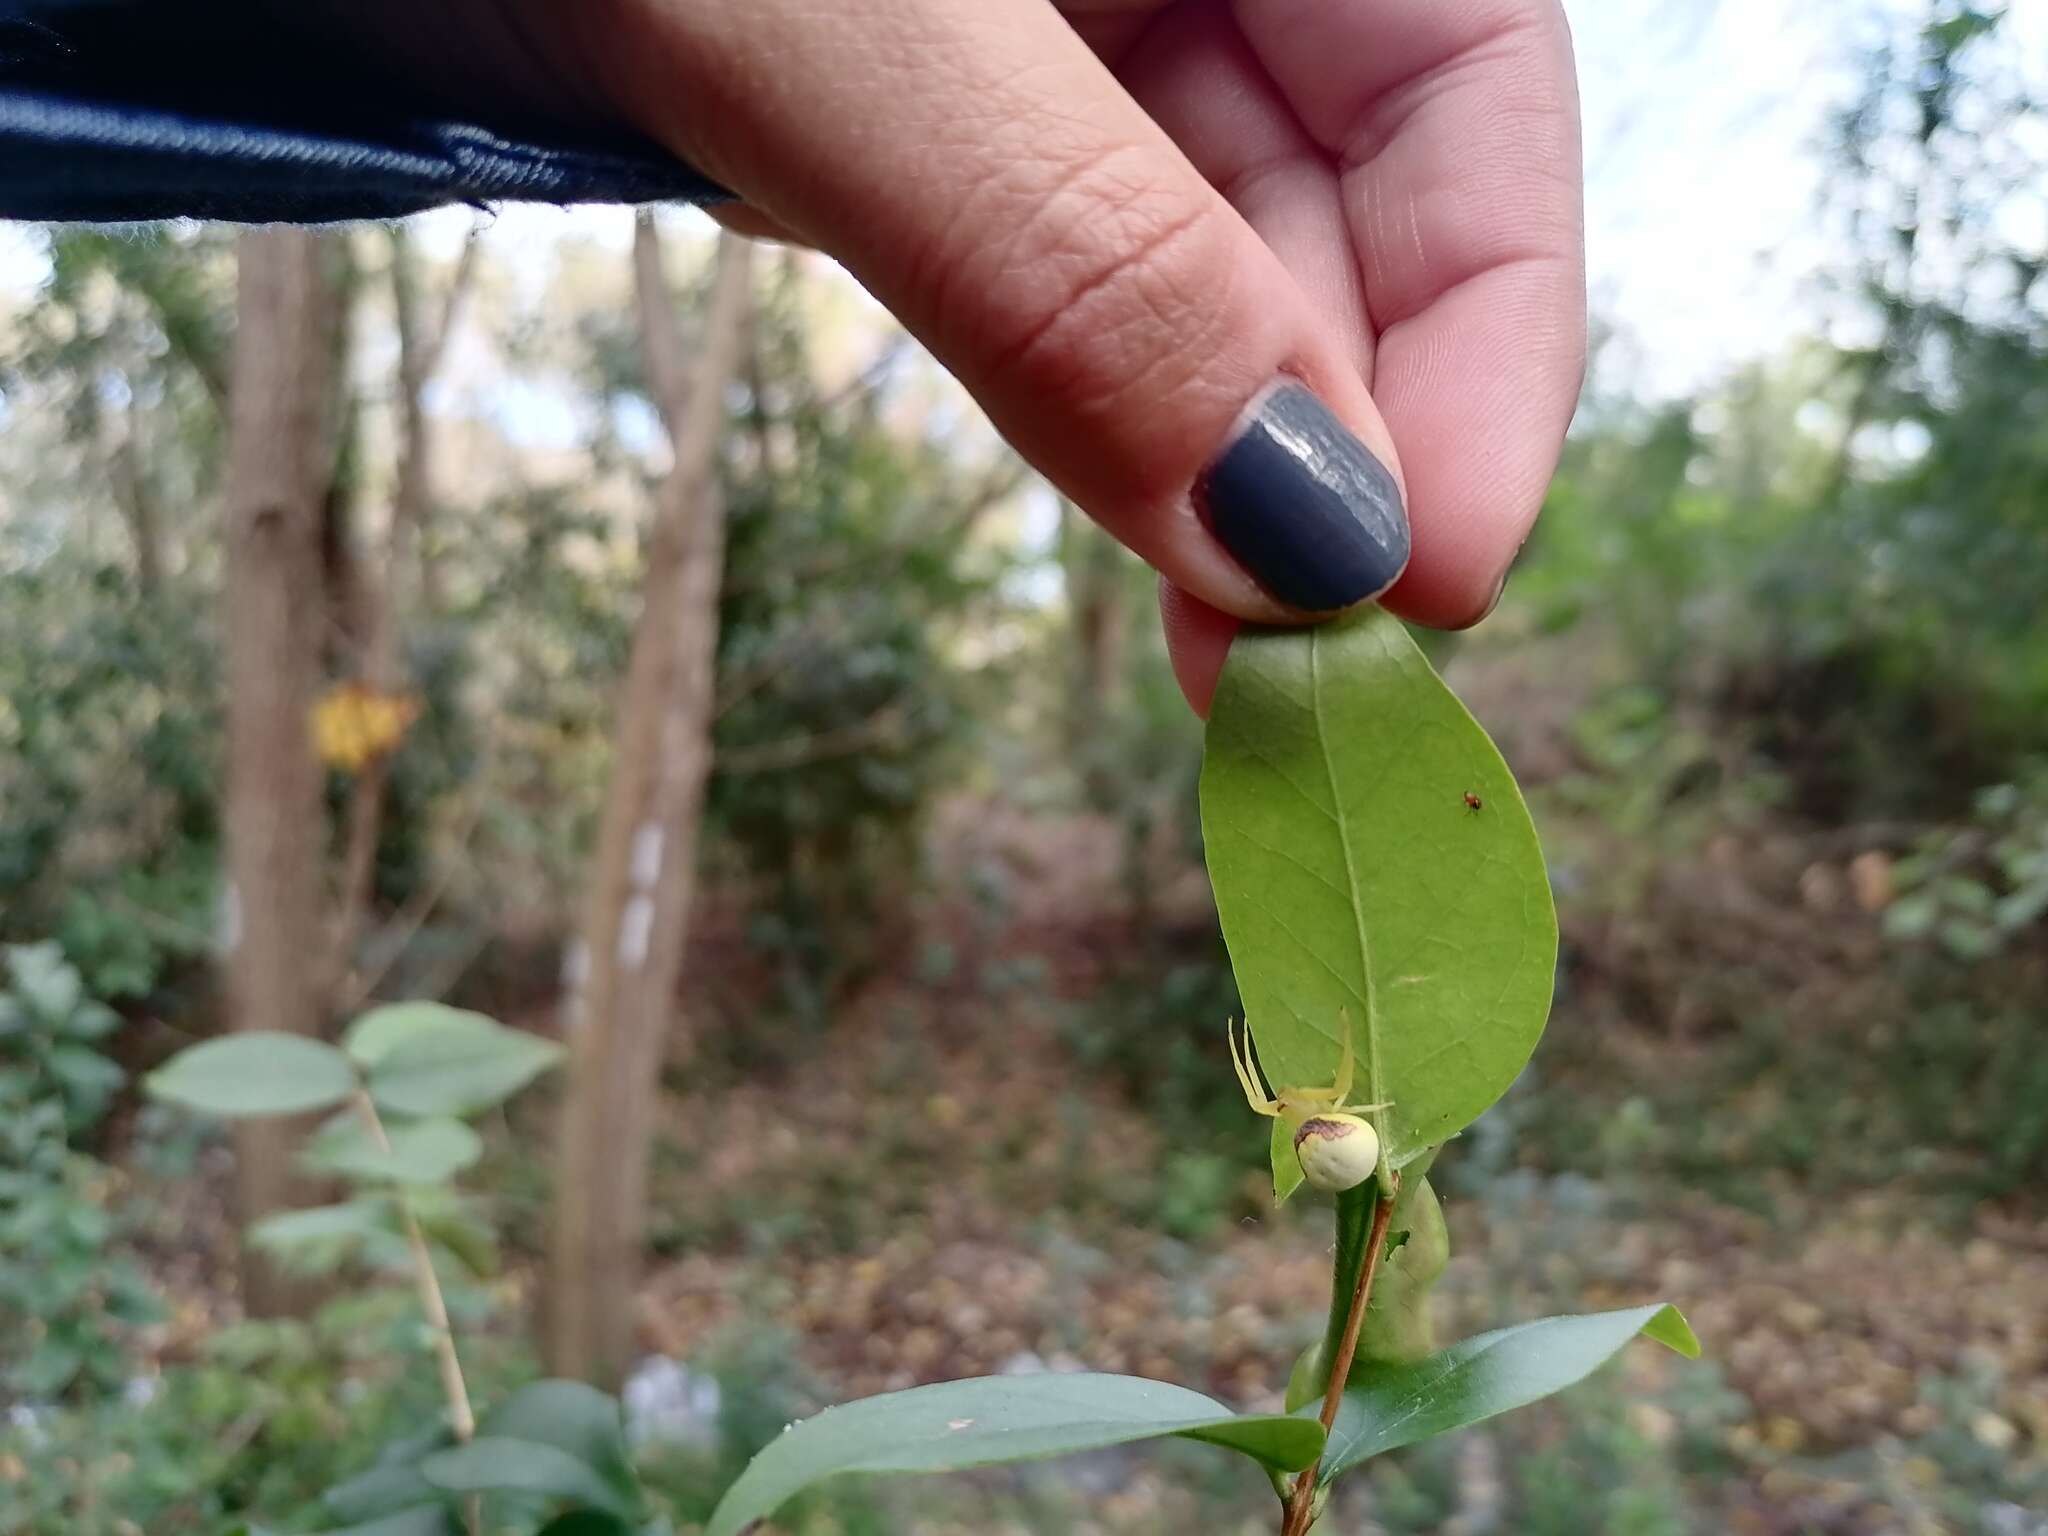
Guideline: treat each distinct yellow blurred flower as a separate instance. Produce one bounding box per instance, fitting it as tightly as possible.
[311,682,421,773]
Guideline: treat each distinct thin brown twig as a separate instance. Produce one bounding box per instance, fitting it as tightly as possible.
[351,1091,481,1535]
[1283,1179,1399,1536]
[337,733,497,1016]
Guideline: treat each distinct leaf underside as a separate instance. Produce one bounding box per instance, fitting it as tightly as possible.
[1200,610,1559,1192]
[705,1373,1324,1536]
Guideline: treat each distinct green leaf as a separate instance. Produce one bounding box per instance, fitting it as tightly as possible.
[325,1461,444,1523]
[311,1509,456,1536]
[366,1014,564,1117]
[62,1000,122,1042]
[248,1198,394,1267]
[480,1381,640,1516]
[145,1032,358,1118]
[302,1116,482,1185]
[705,1373,1324,1536]
[7,942,81,1022]
[1200,611,1558,1194]
[47,1044,124,1098]
[343,1003,499,1069]
[534,1514,635,1536]
[419,1436,631,1517]
[1317,1303,1699,1479]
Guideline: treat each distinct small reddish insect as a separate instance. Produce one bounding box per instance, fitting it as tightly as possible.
[1463,791,1484,813]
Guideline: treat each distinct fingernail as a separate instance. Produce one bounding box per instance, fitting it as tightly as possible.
[1195,382,1409,612]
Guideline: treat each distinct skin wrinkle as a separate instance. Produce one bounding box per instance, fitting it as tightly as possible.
[1335,15,1552,171]
[929,143,1222,407]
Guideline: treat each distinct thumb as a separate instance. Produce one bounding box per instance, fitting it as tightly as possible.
[590,0,1409,624]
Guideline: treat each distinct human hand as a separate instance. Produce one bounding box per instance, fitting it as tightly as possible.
[416,0,1584,712]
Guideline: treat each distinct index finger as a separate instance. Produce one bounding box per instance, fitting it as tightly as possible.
[1233,0,1585,626]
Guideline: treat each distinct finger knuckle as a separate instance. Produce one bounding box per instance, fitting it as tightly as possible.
[950,146,1239,423]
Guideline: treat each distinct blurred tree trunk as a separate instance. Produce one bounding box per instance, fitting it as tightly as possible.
[548,222,752,1386]
[1064,504,1127,809]
[221,229,337,1317]
[111,396,161,597]
[330,230,476,1002]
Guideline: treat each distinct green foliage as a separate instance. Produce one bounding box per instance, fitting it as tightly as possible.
[0,941,124,1137]
[361,1012,564,1119]
[147,1007,563,1125]
[0,955,163,1405]
[0,1092,164,1403]
[331,1380,649,1533]
[134,1002,644,1535]
[1886,769,2048,960]
[303,1116,483,1186]
[1319,1306,1699,1478]
[705,261,1010,996]
[148,1033,359,1118]
[1200,609,1558,1192]
[706,1374,1325,1536]
[0,1306,530,1535]
[0,568,220,956]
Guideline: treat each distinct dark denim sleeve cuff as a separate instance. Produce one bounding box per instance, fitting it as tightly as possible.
[0,0,729,223]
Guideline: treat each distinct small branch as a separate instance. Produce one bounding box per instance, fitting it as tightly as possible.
[351,1091,476,1447]
[1282,1178,1399,1536]
[338,740,496,1015]
[633,211,697,435]
[420,230,481,384]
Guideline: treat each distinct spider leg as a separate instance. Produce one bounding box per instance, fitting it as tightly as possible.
[1228,1019,1281,1117]
[1331,1006,1356,1103]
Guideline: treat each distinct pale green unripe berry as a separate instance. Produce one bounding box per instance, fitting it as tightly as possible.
[1292,1113,1380,1192]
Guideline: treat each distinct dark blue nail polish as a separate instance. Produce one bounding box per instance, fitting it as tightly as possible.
[1196,383,1409,611]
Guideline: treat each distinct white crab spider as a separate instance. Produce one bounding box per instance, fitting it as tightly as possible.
[1228,1010,1389,1192]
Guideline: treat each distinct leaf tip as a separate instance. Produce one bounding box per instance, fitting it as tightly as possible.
[1643,1304,1701,1359]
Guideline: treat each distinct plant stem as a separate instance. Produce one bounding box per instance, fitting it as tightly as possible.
[352,1091,476,1443]
[1282,1176,1399,1536]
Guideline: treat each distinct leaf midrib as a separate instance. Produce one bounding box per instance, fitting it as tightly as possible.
[1309,627,1383,1133]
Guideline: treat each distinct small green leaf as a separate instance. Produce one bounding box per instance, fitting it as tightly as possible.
[419,1436,630,1516]
[7,942,81,1021]
[303,1116,482,1185]
[367,1015,564,1117]
[146,1032,358,1118]
[481,1381,640,1515]
[1317,1303,1699,1478]
[1200,611,1559,1194]
[248,1198,394,1265]
[706,1374,1324,1536]
[63,1000,122,1042]
[311,1509,456,1536]
[47,1044,124,1098]
[324,1460,441,1524]
[343,1003,497,1069]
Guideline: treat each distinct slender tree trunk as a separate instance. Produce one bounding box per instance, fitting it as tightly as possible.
[113,396,162,598]
[1064,505,1127,809]
[330,230,476,1004]
[547,223,752,1386]
[221,229,336,1317]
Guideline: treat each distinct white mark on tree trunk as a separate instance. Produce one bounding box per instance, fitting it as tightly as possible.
[559,939,590,1035]
[618,894,655,971]
[217,882,242,955]
[629,821,665,890]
